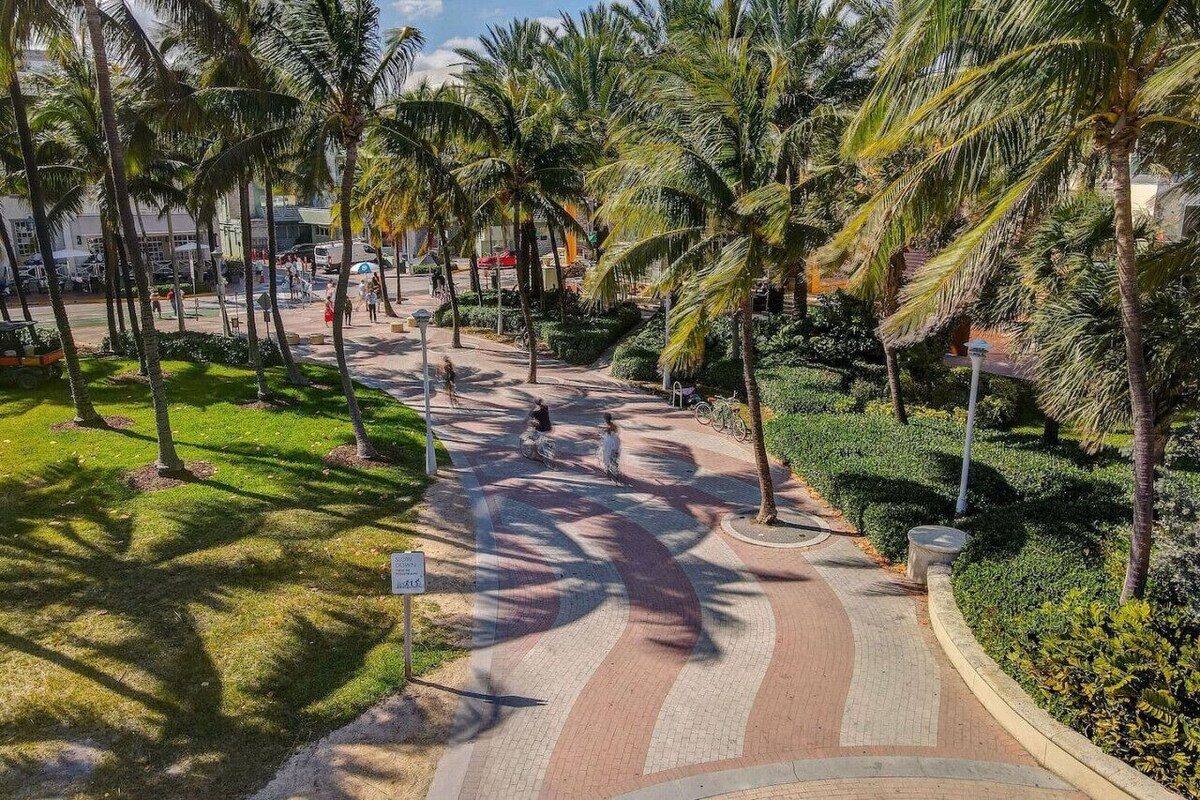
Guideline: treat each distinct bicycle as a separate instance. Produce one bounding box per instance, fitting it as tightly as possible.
[519,424,556,467]
[442,376,460,408]
[694,394,749,442]
[514,325,531,351]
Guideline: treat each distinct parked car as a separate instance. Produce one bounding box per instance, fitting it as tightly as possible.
[314,240,376,273]
[478,250,517,267]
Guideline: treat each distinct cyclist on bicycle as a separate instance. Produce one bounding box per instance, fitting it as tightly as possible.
[529,398,552,439]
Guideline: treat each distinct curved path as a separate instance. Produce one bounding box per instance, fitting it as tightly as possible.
[301,303,1083,800]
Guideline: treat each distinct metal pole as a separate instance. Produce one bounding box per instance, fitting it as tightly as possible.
[956,342,988,514]
[421,322,436,476]
[403,594,413,680]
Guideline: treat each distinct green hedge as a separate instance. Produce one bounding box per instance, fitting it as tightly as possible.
[758,366,850,414]
[103,330,283,367]
[434,292,641,365]
[611,310,666,381]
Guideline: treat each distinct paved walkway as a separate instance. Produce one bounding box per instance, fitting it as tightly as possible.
[57,289,1083,799]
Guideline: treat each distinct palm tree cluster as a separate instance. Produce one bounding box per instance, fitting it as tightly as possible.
[3,0,1198,601]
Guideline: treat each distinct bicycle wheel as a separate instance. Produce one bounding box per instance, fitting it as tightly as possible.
[541,440,556,468]
[694,401,714,426]
[519,438,535,459]
[730,416,749,442]
[711,406,729,433]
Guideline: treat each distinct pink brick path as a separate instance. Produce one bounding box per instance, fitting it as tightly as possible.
[115,290,1084,800]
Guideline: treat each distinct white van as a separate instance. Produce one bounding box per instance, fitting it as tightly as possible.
[314,240,376,273]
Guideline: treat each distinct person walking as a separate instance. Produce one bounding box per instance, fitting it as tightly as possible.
[324,297,334,327]
[442,355,459,407]
[598,412,622,482]
[150,287,162,320]
[366,286,379,323]
[165,288,175,318]
[356,277,369,311]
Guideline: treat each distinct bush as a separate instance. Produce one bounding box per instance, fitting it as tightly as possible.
[411,262,441,275]
[102,330,283,367]
[1009,595,1200,797]
[611,309,669,382]
[701,358,744,394]
[802,291,883,366]
[758,366,846,414]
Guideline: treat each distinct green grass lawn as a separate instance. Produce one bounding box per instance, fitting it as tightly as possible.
[0,359,460,798]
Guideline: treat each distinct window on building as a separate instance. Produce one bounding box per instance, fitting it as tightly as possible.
[12,219,36,259]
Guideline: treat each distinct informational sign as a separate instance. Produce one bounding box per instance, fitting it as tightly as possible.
[256,292,271,311]
[391,551,426,595]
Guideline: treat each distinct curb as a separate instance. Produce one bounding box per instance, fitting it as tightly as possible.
[925,564,1180,800]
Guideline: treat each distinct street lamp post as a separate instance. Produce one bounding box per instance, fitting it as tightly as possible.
[661,292,671,392]
[956,339,991,515]
[412,308,437,476]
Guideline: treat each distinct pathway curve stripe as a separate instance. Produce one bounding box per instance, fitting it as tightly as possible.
[803,538,941,747]
[609,755,1076,800]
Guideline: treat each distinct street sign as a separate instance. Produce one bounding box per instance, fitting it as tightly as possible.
[391,551,426,679]
[256,292,271,311]
[391,551,426,594]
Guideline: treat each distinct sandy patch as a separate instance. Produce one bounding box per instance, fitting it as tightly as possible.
[251,468,477,800]
[124,461,216,491]
[49,415,135,433]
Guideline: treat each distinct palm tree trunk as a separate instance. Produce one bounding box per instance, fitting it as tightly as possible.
[469,251,483,305]
[526,221,545,313]
[9,73,102,426]
[438,220,462,348]
[548,224,566,320]
[81,0,183,472]
[264,177,305,386]
[1042,417,1059,446]
[165,207,184,331]
[0,220,32,321]
[884,345,907,424]
[791,266,808,320]
[377,230,397,317]
[115,231,146,371]
[238,184,272,400]
[740,300,777,524]
[512,198,537,384]
[1110,141,1155,603]
[207,217,231,336]
[334,139,377,459]
[102,226,121,342]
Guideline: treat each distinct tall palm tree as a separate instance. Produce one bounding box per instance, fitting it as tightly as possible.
[79,0,184,473]
[272,0,422,458]
[589,26,827,525]
[835,0,1200,600]
[5,59,102,425]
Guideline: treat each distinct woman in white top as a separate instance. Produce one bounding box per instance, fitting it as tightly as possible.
[598,412,621,482]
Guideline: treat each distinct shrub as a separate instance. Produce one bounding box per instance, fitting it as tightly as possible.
[411,262,441,275]
[849,378,884,410]
[102,331,283,367]
[701,358,744,394]
[611,309,669,382]
[1009,595,1200,797]
[802,290,883,366]
[758,366,846,414]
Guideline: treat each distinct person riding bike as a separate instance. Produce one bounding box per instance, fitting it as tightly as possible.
[528,397,552,439]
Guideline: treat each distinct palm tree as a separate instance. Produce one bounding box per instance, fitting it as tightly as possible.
[79,0,184,473]
[5,57,102,425]
[589,25,827,525]
[272,0,422,458]
[835,0,1200,600]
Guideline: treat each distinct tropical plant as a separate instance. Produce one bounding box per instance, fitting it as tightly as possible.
[273,0,422,457]
[833,0,1200,600]
[588,16,834,523]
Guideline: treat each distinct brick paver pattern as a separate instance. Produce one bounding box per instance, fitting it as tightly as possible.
[150,289,1083,800]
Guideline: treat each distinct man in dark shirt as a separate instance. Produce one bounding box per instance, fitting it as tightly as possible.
[529,398,552,434]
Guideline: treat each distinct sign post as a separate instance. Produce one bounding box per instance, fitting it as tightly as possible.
[390,551,426,679]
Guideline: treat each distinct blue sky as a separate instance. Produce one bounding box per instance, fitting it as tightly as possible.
[393,0,597,84]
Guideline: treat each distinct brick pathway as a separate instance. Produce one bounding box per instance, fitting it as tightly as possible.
[110,290,1084,800]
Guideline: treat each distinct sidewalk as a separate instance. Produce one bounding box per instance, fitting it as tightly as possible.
[259,291,1083,799]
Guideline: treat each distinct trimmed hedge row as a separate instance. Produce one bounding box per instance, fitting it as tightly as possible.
[433,291,641,365]
[103,330,283,367]
[758,366,852,414]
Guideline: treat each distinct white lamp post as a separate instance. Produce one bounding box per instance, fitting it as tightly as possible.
[412,307,437,476]
[956,338,991,515]
[661,292,672,391]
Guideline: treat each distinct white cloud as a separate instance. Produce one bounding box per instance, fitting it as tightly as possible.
[393,0,443,21]
[407,37,478,89]
[535,15,564,31]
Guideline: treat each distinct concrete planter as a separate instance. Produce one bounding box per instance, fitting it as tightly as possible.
[308,333,326,346]
[285,333,301,346]
[407,317,420,330]
[391,322,407,333]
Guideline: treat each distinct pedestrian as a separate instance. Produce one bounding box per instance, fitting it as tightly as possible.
[367,286,379,322]
[150,287,162,319]
[357,277,369,311]
[287,264,296,301]
[598,412,622,481]
[165,288,174,317]
[324,297,334,327]
[343,293,352,326]
[442,355,458,407]
[174,286,185,318]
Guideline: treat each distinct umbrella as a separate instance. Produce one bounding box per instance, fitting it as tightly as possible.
[350,261,375,274]
[174,242,211,253]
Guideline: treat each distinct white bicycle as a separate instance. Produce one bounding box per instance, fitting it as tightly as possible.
[519,425,556,467]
